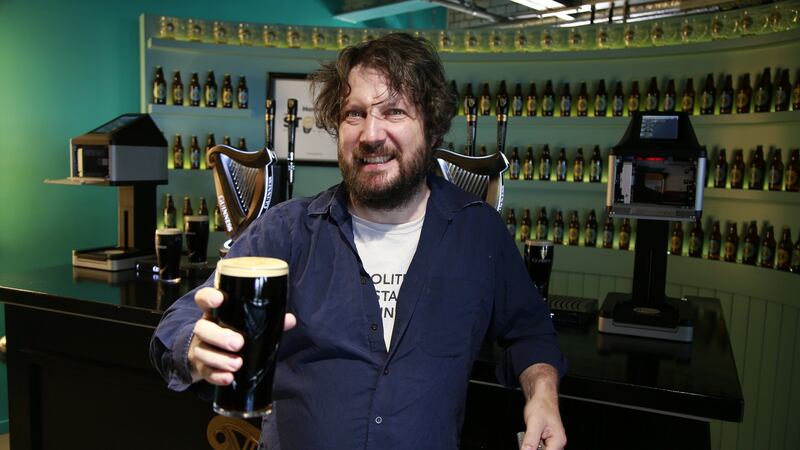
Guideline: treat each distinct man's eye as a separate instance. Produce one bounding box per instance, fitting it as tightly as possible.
[344,110,363,118]
[388,109,406,117]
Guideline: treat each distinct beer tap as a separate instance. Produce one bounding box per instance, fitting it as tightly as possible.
[285,98,299,199]
[464,84,477,156]
[496,82,509,156]
[265,98,276,150]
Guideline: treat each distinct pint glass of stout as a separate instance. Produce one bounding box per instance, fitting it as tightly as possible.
[524,240,554,302]
[184,215,209,264]
[212,257,289,418]
[155,228,182,283]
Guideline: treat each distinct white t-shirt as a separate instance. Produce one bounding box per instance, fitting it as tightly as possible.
[352,213,424,350]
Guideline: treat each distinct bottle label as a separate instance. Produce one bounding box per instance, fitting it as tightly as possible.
[574,162,584,181]
[154,84,166,103]
[590,161,601,181]
[724,242,736,260]
[731,167,742,186]
[720,92,733,110]
[750,167,763,188]
[627,97,639,112]
[480,97,491,114]
[682,95,694,112]
[577,98,587,113]
[506,224,516,237]
[775,89,787,107]
[714,167,726,187]
[173,86,183,103]
[787,169,798,190]
[536,224,547,240]
[190,86,201,103]
[585,228,597,245]
[509,161,520,179]
[769,167,782,188]
[553,227,564,244]
[238,90,248,107]
[520,225,531,241]
[645,95,658,111]
[595,96,606,114]
[792,86,800,107]
[755,88,769,108]
[619,231,629,248]
[164,212,176,228]
[523,159,534,180]
[663,95,675,111]
[191,149,201,169]
[736,91,749,110]
[561,97,571,114]
[557,162,567,180]
[222,89,232,105]
[777,249,790,267]
[173,148,183,168]
[689,236,702,255]
[542,96,554,114]
[744,242,757,261]
[709,239,720,257]
[603,230,613,247]
[513,97,523,114]
[568,227,579,245]
[761,246,774,265]
[527,97,537,115]
[612,96,624,114]
[700,92,714,110]
[539,160,550,179]
[206,86,217,105]
[671,237,682,254]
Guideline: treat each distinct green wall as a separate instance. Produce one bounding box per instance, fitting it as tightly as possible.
[0,0,445,435]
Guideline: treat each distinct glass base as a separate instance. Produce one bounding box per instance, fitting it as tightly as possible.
[213,403,273,419]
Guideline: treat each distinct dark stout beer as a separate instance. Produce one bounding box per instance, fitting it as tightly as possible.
[213,257,289,418]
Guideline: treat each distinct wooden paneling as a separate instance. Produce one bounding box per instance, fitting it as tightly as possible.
[549,266,800,450]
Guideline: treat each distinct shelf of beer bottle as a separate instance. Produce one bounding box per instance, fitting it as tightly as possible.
[505,178,607,193]
[148,37,336,59]
[704,187,800,205]
[451,109,800,127]
[148,103,254,119]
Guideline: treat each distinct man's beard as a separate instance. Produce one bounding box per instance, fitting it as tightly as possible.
[339,141,431,211]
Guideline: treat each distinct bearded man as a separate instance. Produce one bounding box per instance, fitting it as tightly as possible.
[151,32,566,450]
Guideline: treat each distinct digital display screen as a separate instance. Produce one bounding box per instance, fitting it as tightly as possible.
[639,115,679,140]
[91,114,139,134]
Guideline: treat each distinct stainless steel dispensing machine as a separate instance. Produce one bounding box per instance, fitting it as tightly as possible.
[598,112,707,343]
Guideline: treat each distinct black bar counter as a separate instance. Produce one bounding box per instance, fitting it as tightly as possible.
[0,265,743,449]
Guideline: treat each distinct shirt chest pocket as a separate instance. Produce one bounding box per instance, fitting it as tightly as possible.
[416,277,491,358]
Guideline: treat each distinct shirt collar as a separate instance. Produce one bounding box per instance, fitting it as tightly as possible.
[306,173,482,222]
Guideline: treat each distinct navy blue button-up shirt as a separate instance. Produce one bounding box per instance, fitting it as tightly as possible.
[151,175,566,449]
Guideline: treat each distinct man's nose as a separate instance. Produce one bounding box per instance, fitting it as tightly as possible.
[360,111,387,145]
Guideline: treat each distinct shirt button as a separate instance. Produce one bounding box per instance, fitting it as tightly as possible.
[360,276,367,285]
[370,323,378,331]
[383,368,389,375]
[375,416,383,424]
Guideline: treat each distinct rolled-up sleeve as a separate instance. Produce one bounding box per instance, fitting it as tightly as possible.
[490,221,567,387]
[149,203,292,398]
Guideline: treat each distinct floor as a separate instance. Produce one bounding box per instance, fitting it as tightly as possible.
[0,434,8,450]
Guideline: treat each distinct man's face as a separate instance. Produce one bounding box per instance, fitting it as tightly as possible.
[337,65,429,210]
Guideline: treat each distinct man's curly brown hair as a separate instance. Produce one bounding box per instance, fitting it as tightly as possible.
[309,32,456,149]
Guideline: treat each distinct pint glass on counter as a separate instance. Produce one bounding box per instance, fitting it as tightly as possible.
[524,240,554,303]
[212,257,289,418]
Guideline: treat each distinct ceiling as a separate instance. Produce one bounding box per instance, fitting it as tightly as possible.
[334,0,778,28]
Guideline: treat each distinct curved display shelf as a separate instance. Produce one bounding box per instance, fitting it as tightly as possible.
[147,103,254,119]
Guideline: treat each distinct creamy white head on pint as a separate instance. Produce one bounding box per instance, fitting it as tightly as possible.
[217,257,289,277]
[156,228,182,235]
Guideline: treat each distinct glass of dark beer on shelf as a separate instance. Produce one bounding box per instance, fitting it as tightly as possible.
[185,215,209,264]
[212,257,289,418]
[155,228,183,283]
[524,239,554,302]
